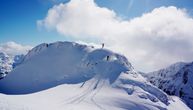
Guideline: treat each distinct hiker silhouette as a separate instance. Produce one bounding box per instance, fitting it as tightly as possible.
[102,43,104,48]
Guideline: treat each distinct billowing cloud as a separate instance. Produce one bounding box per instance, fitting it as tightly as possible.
[0,42,32,56]
[38,0,193,72]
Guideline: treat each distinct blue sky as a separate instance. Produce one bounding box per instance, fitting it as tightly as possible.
[1,0,193,71]
[1,0,193,45]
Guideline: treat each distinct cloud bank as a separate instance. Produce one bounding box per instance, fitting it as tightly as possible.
[0,42,32,56]
[38,0,193,71]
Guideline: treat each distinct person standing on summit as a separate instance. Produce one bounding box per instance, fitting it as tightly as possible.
[102,43,104,49]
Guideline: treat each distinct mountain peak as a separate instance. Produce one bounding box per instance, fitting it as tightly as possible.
[0,41,190,110]
[0,41,131,94]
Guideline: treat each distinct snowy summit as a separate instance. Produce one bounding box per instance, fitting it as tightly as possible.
[0,41,190,110]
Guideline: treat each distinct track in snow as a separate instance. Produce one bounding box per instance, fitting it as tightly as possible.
[63,79,107,110]
[90,80,106,110]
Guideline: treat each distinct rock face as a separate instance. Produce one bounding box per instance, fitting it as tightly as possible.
[0,41,190,110]
[145,62,193,109]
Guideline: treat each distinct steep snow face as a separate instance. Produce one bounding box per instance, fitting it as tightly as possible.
[83,49,132,84]
[0,41,131,94]
[145,62,193,109]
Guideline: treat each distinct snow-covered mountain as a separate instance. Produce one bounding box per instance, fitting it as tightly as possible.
[0,41,190,110]
[0,52,24,79]
[0,52,12,79]
[144,62,193,109]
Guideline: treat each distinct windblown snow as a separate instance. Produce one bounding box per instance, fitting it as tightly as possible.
[0,41,190,110]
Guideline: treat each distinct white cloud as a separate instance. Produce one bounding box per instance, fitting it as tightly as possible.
[38,0,193,72]
[0,42,32,56]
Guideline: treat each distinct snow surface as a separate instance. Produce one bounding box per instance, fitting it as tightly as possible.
[0,41,190,110]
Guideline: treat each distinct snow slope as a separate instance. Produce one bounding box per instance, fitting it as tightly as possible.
[144,62,193,109]
[0,41,190,110]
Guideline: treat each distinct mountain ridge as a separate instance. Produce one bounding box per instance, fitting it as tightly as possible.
[145,61,193,109]
[0,41,190,110]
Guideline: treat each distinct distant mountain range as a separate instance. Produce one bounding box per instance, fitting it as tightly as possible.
[144,62,193,109]
[0,52,24,79]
